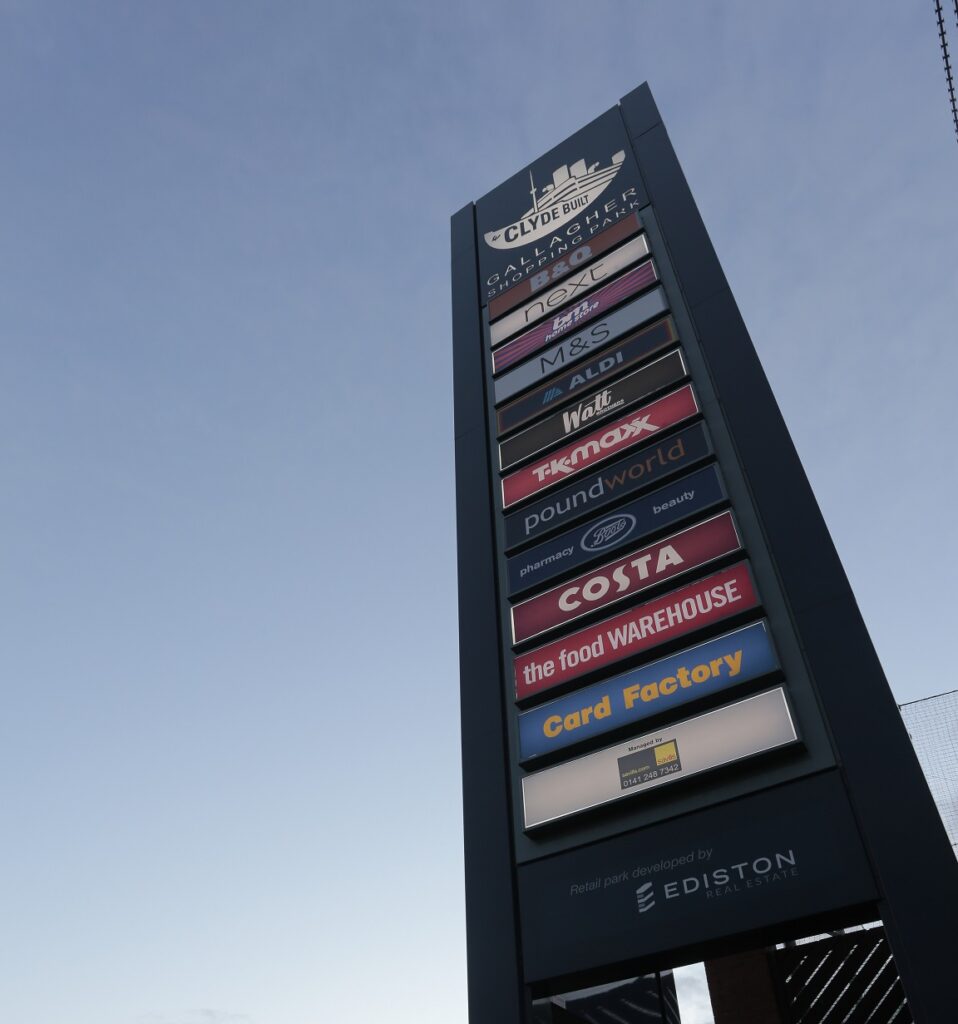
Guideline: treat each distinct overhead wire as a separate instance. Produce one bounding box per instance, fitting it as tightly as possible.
[934,0,958,142]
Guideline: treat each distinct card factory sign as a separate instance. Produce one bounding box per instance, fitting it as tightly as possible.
[521,687,797,829]
[517,621,780,760]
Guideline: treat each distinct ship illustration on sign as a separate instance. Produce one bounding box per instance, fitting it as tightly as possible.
[484,150,626,250]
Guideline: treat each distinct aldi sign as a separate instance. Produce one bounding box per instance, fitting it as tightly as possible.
[496,315,678,438]
[494,286,669,405]
[498,350,687,472]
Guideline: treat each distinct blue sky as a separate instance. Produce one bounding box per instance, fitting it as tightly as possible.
[1,3,955,1022]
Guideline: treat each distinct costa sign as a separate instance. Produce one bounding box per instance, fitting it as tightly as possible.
[501,385,699,510]
[513,561,760,700]
[496,315,678,438]
[510,510,739,645]
[504,421,714,550]
[488,214,643,322]
[492,260,659,375]
[507,464,727,597]
[499,350,687,472]
[520,687,797,829]
[494,286,669,406]
[489,234,651,348]
[518,621,780,760]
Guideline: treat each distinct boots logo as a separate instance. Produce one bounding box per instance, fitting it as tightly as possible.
[484,151,627,250]
[580,513,637,553]
[635,882,656,913]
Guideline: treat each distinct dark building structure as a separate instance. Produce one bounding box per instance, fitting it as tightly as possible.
[452,83,958,1023]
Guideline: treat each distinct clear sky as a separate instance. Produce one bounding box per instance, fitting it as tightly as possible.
[1,3,955,1023]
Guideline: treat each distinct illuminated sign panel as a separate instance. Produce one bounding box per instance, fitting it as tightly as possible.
[493,286,669,405]
[498,350,687,472]
[513,561,759,700]
[496,315,678,438]
[489,234,651,347]
[510,509,739,643]
[504,421,714,550]
[507,463,727,597]
[493,261,659,375]
[501,385,699,510]
[521,687,797,828]
[518,621,780,760]
[488,214,643,321]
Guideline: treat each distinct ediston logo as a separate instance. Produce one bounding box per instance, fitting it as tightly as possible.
[541,387,564,405]
[635,883,655,913]
[484,150,626,250]
[632,851,800,915]
[501,385,699,509]
[580,513,636,553]
[492,261,659,376]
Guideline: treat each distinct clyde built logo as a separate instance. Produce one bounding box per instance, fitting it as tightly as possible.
[485,151,626,250]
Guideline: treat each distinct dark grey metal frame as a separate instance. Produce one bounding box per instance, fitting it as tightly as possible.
[452,83,958,1023]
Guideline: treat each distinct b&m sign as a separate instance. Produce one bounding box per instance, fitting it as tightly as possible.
[518,621,779,760]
